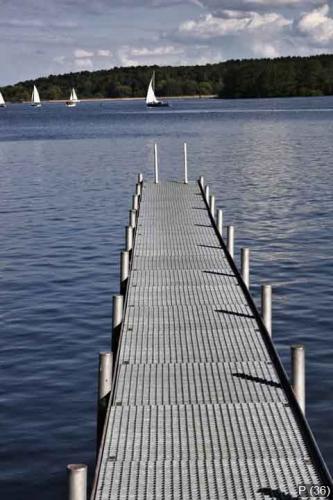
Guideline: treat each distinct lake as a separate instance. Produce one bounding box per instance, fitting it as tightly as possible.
[0,97,332,499]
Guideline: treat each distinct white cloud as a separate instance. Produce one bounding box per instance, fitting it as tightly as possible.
[74,57,93,69]
[179,11,291,38]
[131,46,183,56]
[252,41,280,56]
[53,55,66,64]
[297,4,333,44]
[74,48,94,58]
[97,49,112,57]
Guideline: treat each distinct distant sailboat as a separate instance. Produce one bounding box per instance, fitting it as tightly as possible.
[66,88,79,107]
[31,85,41,107]
[0,91,6,108]
[146,72,168,107]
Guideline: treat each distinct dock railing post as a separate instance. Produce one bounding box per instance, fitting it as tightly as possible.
[154,144,159,184]
[120,250,129,294]
[199,176,204,189]
[67,464,87,500]
[129,209,136,230]
[138,173,143,184]
[132,195,139,211]
[184,143,188,184]
[210,195,215,219]
[112,294,123,357]
[205,185,210,204]
[136,183,141,198]
[241,248,250,289]
[261,284,272,336]
[126,226,133,253]
[291,345,305,414]
[217,209,223,237]
[227,225,234,258]
[96,352,113,450]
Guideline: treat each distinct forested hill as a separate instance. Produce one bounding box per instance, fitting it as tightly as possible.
[2,54,333,102]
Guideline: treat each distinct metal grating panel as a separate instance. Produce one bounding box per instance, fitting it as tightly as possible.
[93,181,330,500]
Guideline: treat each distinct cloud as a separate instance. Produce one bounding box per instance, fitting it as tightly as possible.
[74,48,94,58]
[297,4,333,44]
[130,46,184,56]
[74,58,93,69]
[178,10,291,38]
[97,49,112,57]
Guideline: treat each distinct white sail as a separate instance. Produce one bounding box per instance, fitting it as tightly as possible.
[146,73,159,105]
[31,85,41,105]
[70,88,79,102]
[0,91,5,106]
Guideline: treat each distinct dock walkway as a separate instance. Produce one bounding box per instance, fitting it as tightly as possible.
[92,180,331,499]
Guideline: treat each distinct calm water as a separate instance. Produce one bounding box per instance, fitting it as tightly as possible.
[0,97,332,499]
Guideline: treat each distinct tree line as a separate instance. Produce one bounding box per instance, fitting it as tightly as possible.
[1,54,333,102]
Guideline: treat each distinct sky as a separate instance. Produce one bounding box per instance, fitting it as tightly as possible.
[1,0,333,85]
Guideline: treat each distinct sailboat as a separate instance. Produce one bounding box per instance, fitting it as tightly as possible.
[146,71,168,107]
[66,88,79,107]
[31,85,41,107]
[0,91,6,108]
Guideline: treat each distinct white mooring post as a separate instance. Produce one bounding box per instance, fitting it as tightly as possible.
[132,194,139,211]
[138,173,143,184]
[136,183,141,197]
[67,464,87,500]
[210,195,215,219]
[261,284,272,336]
[205,185,210,204]
[217,209,223,237]
[291,345,305,414]
[112,294,124,354]
[126,226,133,252]
[241,248,250,289]
[227,225,234,258]
[154,143,159,184]
[199,176,204,189]
[184,143,188,184]
[120,250,129,293]
[97,352,113,448]
[129,209,136,229]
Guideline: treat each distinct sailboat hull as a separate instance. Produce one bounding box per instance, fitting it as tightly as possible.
[147,101,169,108]
[0,104,6,108]
[31,103,41,107]
[66,102,76,107]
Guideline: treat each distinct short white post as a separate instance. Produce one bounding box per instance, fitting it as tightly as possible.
[112,294,123,354]
[184,143,188,184]
[241,248,250,289]
[217,209,223,237]
[154,143,159,184]
[261,284,272,336]
[291,345,305,414]
[126,226,133,252]
[129,209,136,229]
[210,195,215,219]
[120,250,129,294]
[132,194,139,211]
[199,176,204,189]
[67,464,87,500]
[227,225,234,258]
[138,173,143,184]
[136,183,141,197]
[205,185,210,204]
[97,352,113,448]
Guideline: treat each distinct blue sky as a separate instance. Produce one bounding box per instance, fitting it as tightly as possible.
[1,0,333,84]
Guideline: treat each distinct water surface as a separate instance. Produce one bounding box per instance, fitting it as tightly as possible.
[0,97,332,499]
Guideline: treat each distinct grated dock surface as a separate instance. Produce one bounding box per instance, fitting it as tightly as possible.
[93,181,330,500]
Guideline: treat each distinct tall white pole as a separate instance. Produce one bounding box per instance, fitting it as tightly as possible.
[184,143,188,184]
[154,143,159,184]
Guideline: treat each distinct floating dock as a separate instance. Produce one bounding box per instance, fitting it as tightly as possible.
[87,167,332,499]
